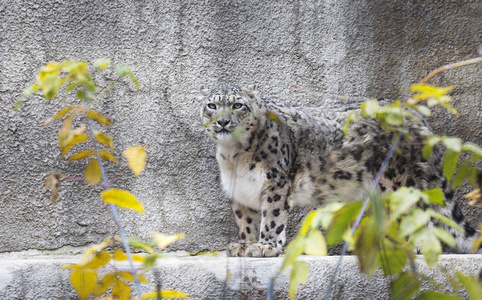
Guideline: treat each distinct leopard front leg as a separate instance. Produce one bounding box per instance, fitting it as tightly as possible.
[228,201,261,257]
[245,185,290,257]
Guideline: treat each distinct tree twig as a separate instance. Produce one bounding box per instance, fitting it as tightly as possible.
[419,57,482,84]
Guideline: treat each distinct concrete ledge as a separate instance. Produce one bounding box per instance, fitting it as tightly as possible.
[0,253,480,299]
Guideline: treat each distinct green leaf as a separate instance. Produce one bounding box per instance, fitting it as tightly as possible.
[289,261,309,299]
[421,188,444,206]
[93,58,111,70]
[422,137,441,160]
[426,208,463,232]
[414,105,432,117]
[452,161,472,189]
[342,111,360,135]
[116,64,130,77]
[304,229,327,256]
[354,216,380,276]
[391,271,420,300]
[326,201,363,245]
[418,227,442,266]
[100,189,144,213]
[281,236,305,271]
[377,239,407,276]
[456,271,482,300]
[432,227,456,248]
[361,99,379,118]
[76,88,87,101]
[462,142,482,157]
[399,209,430,237]
[442,149,460,182]
[389,187,422,220]
[129,72,140,90]
[469,167,478,185]
[442,137,462,153]
[314,202,344,229]
[414,291,459,300]
[128,236,155,255]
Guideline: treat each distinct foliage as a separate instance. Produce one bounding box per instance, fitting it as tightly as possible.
[62,234,187,299]
[282,82,482,299]
[20,60,188,299]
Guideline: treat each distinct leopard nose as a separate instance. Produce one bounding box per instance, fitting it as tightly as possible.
[217,119,230,127]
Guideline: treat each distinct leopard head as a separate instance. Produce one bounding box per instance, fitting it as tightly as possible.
[200,85,260,148]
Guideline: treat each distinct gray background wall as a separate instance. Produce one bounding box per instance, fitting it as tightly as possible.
[1,0,481,254]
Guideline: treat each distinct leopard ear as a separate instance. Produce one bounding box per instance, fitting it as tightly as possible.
[241,85,257,97]
[200,87,211,97]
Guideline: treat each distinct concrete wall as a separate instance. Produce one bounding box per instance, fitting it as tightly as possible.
[1,254,481,299]
[1,0,482,255]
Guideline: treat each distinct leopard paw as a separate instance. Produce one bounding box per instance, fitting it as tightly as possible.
[227,242,252,257]
[245,242,281,257]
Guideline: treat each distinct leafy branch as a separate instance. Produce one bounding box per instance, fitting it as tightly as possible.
[19,59,188,299]
[280,56,482,300]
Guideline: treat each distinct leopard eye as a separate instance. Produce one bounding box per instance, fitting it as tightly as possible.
[232,103,243,109]
[207,103,216,109]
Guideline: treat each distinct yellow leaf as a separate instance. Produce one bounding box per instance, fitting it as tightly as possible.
[83,251,111,270]
[70,268,97,299]
[123,146,147,177]
[87,110,113,125]
[472,225,482,253]
[112,278,131,300]
[95,132,114,152]
[113,249,145,263]
[410,84,453,101]
[85,159,102,185]
[69,150,93,161]
[304,229,327,256]
[101,189,144,213]
[58,113,74,149]
[100,149,118,163]
[142,290,189,299]
[37,62,63,99]
[150,232,184,250]
[464,187,481,205]
[55,106,75,120]
[61,133,89,157]
[137,274,149,284]
[92,273,116,296]
[80,238,111,265]
[117,272,148,284]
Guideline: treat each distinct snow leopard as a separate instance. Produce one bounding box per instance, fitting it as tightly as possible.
[200,85,479,257]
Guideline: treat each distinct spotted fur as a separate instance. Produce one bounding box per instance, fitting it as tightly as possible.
[200,85,480,257]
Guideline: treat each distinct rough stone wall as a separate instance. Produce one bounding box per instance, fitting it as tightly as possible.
[1,0,481,253]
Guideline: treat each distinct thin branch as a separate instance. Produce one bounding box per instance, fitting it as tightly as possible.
[86,115,143,298]
[419,57,482,84]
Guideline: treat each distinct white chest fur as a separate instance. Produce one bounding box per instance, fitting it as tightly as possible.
[217,151,265,211]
